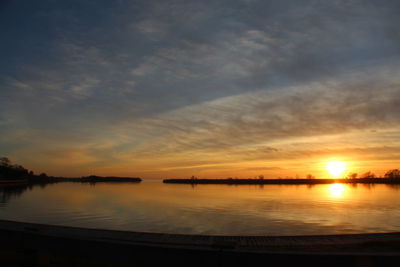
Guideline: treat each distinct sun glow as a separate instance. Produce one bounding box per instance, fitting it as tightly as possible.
[326,161,347,178]
[328,183,346,198]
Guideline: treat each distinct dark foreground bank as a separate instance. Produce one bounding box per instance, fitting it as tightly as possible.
[163,178,400,185]
[1,220,400,266]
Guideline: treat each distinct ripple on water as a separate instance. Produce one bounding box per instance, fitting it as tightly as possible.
[1,183,400,235]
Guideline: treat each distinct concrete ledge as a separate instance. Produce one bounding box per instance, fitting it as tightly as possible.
[1,220,400,266]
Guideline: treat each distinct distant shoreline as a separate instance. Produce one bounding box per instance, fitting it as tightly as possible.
[0,176,142,186]
[163,178,400,185]
[57,176,142,183]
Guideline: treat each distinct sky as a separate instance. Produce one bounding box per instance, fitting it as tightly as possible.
[1,0,400,178]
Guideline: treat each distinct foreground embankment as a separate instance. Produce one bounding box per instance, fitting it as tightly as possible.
[1,220,400,266]
[163,178,400,185]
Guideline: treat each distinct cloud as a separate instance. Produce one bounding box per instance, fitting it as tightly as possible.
[1,0,400,177]
[124,62,400,154]
[246,167,282,171]
[69,78,99,99]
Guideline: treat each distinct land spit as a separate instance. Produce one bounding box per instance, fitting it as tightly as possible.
[1,220,400,266]
[163,178,400,185]
[58,176,142,183]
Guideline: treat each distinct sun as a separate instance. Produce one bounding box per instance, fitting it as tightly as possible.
[326,161,347,178]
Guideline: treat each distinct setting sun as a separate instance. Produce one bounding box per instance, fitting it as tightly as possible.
[326,161,347,178]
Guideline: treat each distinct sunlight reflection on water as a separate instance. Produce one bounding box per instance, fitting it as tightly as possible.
[1,181,400,235]
[328,183,346,198]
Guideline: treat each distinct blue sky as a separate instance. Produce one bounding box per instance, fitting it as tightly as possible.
[1,0,400,178]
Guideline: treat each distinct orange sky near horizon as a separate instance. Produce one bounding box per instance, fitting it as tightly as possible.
[19,124,400,179]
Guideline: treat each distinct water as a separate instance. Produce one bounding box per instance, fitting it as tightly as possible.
[1,180,400,236]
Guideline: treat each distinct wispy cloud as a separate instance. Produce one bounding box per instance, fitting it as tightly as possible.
[1,0,400,177]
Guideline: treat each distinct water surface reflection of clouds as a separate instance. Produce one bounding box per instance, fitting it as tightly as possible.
[1,182,400,235]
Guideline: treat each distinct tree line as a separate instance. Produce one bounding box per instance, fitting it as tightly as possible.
[0,157,47,180]
[345,169,400,179]
[255,169,400,180]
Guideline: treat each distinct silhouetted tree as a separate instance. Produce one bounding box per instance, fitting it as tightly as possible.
[258,175,264,180]
[0,157,10,167]
[306,174,315,179]
[13,164,27,172]
[384,169,400,179]
[0,157,30,179]
[347,173,358,179]
[361,171,375,178]
[190,175,197,180]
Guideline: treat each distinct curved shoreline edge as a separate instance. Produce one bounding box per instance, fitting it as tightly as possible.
[1,220,400,266]
[1,219,400,252]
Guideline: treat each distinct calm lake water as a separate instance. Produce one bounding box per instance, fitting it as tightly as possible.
[1,180,400,236]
